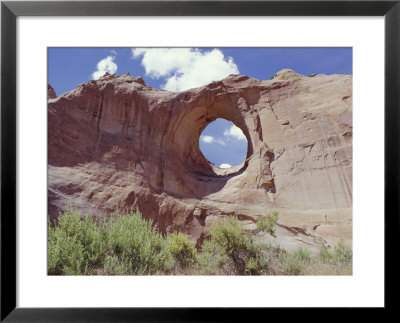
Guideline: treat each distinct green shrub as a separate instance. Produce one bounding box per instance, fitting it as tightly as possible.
[204,216,255,274]
[200,216,268,275]
[48,209,173,275]
[103,255,131,275]
[106,210,173,275]
[294,247,311,262]
[168,232,197,268]
[197,239,230,275]
[256,211,279,237]
[334,239,352,263]
[283,247,311,275]
[283,256,303,275]
[318,245,335,264]
[245,255,269,275]
[48,209,105,275]
[245,257,259,274]
[318,240,352,265]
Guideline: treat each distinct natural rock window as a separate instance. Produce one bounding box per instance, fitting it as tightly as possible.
[199,118,248,169]
[48,70,353,250]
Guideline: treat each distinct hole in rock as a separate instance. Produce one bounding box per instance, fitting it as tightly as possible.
[199,118,248,169]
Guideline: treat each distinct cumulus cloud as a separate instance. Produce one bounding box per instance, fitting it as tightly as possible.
[92,56,118,80]
[131,48,239,92]
[224,125,246,140]
[219,163,232,168]
[201,135,214,144]
[200,135,226,146]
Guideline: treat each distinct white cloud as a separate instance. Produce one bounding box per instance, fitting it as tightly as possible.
[92,56,118,80]
[224,125,246,140]
[216,138,226,146]
[200,135,226,146]
[201,135,214,144]
[219,163,232,168]
[110,49,117,55]
[131,48,239,92]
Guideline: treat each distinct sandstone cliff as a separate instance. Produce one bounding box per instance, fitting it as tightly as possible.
[48,70,352,252]
[48,84,57,99]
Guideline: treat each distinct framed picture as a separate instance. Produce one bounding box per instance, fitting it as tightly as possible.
[1,0,399,320]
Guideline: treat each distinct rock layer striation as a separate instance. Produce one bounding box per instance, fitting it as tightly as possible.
[48,70,352,250]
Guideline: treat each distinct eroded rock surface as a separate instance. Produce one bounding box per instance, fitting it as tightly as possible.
[48,70,352,250]
[48,84,57,99]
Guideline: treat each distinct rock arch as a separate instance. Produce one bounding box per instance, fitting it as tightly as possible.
[48,70,353,248]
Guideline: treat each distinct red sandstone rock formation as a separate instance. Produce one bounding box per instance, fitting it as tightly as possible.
[48,84,57,99]
[48,70,352,251]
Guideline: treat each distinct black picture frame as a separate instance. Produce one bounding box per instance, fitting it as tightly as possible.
[1,0,399,321]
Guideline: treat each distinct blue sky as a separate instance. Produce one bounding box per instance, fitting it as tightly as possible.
[48,47,352,168]
[200,118,248,168]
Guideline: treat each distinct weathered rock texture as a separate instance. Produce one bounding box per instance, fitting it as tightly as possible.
[48,70,352,251]
[48,84,56,99]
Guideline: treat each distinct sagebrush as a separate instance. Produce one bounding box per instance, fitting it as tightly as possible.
[48,209,351,275]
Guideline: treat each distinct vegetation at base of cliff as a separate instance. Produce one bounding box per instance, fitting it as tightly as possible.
[256,210,279,237]
[198,216,269,275]
[48,209,352,276]
[48,209,174,275]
